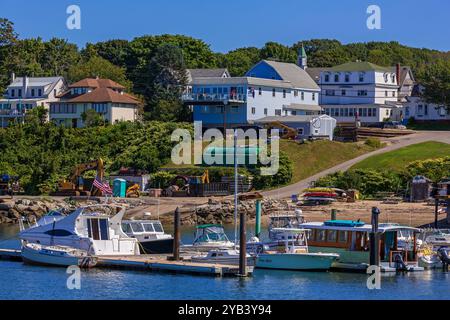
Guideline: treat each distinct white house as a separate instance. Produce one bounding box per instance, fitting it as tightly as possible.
[316,62,407,124]
[0,74,67,127]
[403,85,450,122]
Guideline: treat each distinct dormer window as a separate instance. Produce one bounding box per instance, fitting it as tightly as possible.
[324,74,330,82]
[38,89,42,96]
[10,89,15,97]
[31,89,35,97]
[334,74,339,82]
[384,73,389,83]
[392,74,396,83]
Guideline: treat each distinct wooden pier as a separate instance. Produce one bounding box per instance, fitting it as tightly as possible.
[96,255,254,277]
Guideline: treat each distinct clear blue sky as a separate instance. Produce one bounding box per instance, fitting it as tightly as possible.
[1,0,449,52]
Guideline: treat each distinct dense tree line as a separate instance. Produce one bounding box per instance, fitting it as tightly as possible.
[1,17,450,121]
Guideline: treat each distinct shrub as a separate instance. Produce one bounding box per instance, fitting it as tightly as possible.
[364,137,382,148]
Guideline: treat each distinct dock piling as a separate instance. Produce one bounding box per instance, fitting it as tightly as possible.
[369,207,381,266]
[255,200,262,238]
[173,207,181,261]
[239,210,247,277]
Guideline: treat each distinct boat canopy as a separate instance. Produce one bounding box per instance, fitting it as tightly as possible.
[196,224,224,229]
[324,220,365,227]
[301,221,421,233]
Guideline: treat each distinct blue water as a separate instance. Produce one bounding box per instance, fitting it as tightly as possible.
[1,224,449,300]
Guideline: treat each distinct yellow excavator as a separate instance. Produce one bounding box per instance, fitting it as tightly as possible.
[265,121,298,140]
[51,159,105,196]
[126,184,141,198]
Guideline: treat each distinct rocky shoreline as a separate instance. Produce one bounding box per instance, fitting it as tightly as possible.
[0,198,78,224]
[179,198,291,225]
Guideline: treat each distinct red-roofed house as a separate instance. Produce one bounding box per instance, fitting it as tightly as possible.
[49,77,140,128]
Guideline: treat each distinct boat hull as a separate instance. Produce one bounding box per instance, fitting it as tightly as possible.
[22,246,80,267]
[256,253,338,271]
[139,238,174,254]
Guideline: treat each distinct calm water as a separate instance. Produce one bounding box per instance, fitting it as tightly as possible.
[1,224,449,300]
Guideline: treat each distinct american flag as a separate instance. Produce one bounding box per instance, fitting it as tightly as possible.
[93,176,113,195]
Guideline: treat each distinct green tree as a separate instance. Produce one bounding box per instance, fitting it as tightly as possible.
[0,18,17,46]
[418,59,450,108]
[67,55,132,90]
[81,109,105,127]
[42,38,80,76]
[217,47,260,76]
[260,42,296,63]
[139,44,190,121]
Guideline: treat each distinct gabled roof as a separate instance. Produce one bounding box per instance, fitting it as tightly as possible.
[69,78,125,89]
[8,77,64,88]
[187,68,230,82]
[261,60,320,90]
[330,61,393,73]
[65,87,139,104]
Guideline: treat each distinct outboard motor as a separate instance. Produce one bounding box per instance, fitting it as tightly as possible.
[437,247,450,270]
[394,253,408,272]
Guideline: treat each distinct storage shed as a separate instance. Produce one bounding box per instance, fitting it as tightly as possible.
[253,114,337,140]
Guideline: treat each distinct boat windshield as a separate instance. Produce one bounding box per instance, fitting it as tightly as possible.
[130,222,144,233]
[153,222,164,233]
[143,223,154,232]
[195,226,229,243]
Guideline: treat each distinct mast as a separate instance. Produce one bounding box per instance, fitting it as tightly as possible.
[234,130,238,248]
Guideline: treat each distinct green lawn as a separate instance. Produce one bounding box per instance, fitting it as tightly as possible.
[351,141,450,172]
[408,123,450,131]
[281,140,377,183]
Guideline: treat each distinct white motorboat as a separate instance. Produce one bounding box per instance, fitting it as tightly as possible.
[121,220,174,254]
[256,228,339,271]
[422,229,450,247]
[182,224,234,252]
[191,249,256,266]
[21,243,97,268]
[20,205,140,256]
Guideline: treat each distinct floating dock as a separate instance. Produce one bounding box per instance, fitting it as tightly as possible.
[96,255,254,277]
[0,249,253,277]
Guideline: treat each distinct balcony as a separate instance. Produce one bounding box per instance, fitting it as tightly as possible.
[182,93,247,105]
[0,109,26,117]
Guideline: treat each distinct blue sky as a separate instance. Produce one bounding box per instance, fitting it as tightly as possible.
[1,0,449,52]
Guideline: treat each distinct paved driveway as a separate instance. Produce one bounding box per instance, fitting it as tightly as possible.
[262,131,450,199]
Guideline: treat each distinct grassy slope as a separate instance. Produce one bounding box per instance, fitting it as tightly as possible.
[351,141,450,172]
[280,140,376,183]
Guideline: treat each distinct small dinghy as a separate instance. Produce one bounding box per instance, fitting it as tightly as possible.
[21,243,97,268]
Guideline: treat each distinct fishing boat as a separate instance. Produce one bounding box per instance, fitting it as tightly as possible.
[191,249,256,266]
[21,243,97,268]
[121,220,174,254]
[182,224,234,252]
[300,219,422,271]
[19,205,140,256]
[255,228,339,271]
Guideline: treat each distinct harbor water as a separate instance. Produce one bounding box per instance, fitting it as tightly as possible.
[1,224,449,300]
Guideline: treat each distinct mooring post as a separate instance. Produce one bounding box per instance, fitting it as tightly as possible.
[239,210,247,277]
[255,200,262,238]
[173,207,181,261]
[435,198,439,229]
[331,209,337,221]
[369,207,381,266]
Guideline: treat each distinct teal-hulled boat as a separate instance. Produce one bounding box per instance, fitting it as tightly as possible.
[301,220,422,271]
[256,228,339,271]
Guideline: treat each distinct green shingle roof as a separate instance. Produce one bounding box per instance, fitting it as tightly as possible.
[330,61,393,72]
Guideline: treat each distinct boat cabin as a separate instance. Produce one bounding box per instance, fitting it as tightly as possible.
[301,220,421,265]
